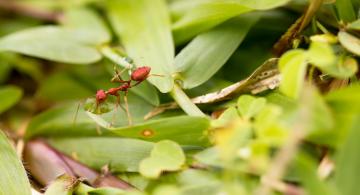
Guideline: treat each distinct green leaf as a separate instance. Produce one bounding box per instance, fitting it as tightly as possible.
[107,0,174,93]
[322,56,358,78]
[338,31,360,56]
[211,107,239,128]
[172,0,289,44]
[307,41,336,68]
[295,153,335,195]
[0,85,23,114]
[44,175,76,195]
[0,26,102,64]
[106,116,210,146]
[325,83,360,113]
[175,15,259,89]
[172,1,251,44]
[25,93,154,139]
[139,140,185,178]
[335,0,356,22]
[153,185,181,195]
[236,0,290,9]
[237,95,267,119]
[49,138,153,172]
[36,71,93,101]
[87,187,125,195]
[335,114,360,195]
[278,49,307,99]
[61,8,110,45]
[0,130,31,195]
[347,19,360,30]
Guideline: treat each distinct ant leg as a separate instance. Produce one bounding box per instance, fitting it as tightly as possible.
[123,91,133,126]
[111,95,120,127]
[110,95,126,126]
[111,66,128,83]
[149,74,165,77]
[96,124,102,135]
[73,100,83,125]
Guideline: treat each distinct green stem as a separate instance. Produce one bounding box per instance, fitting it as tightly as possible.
[170,84,205,117]
[99,45,133,69]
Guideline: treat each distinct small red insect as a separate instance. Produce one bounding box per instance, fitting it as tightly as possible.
[79,66,162,127]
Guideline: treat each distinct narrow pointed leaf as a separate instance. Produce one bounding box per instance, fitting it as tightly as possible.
[0,131,31,195]
[49,138,154,172]
[172,1,251,44]
[175,15,259,89]
[61,8,111,45]
[335,115,360,195]
[0,26,102,64]
[105,116,210,146]
[107,0,174,93]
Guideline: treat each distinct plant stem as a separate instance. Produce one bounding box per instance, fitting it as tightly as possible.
[99,45,134,69]
[170,83,205,117]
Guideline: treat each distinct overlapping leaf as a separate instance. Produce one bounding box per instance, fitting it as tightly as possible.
[107,0,175,93]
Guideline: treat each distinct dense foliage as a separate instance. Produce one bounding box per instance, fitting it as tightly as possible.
[0,0,359,195]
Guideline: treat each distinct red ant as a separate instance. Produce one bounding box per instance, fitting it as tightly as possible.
[75,66,161,127]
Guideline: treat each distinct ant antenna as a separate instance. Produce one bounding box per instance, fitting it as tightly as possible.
[111,66,128,83]
[73,101,83,125]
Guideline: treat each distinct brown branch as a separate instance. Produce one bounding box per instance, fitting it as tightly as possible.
[0,0,62,22]
[272,0,325,56]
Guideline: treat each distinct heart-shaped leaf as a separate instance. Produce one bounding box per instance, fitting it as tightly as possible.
[139,140,185,178]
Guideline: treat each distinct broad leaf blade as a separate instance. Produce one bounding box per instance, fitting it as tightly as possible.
[0,26,102,64]
[49,138,154,172]
[172,1,251,44]
[335,115,360,195]
[172,0,290,44]
[106,116,210,146]
[0,85,22,114]
[107,0,174,93]
[278,49,307,99]
[0,130,31,195]
[61,8,111,45]
[175,15,259,89]
[26,94,154,139]
[338,31,360,56]
[236,0,290,10]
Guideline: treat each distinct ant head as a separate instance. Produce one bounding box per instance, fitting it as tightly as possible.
[96,89,107,103]
[131,66,151,82]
